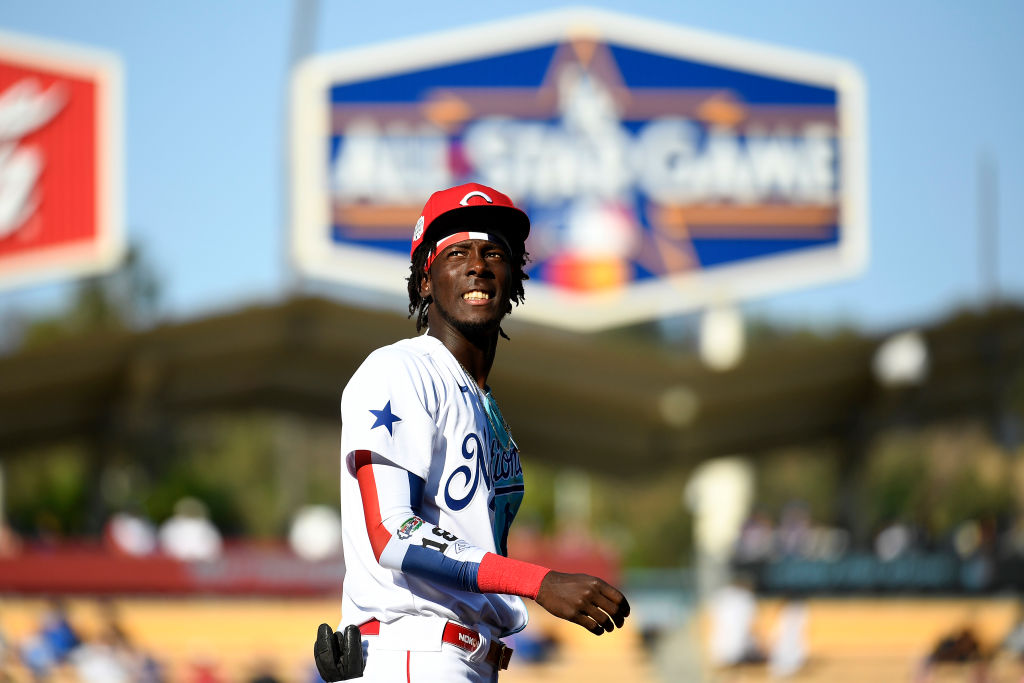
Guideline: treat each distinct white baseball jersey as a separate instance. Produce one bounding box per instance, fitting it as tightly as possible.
[339,334,528,638]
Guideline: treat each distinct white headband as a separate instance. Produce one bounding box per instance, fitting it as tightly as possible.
[424,231,507,271]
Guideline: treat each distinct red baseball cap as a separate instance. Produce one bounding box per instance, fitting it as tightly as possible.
[410,183,530,259]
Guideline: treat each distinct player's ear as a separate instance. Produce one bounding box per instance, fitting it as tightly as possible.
[419,271,432,298]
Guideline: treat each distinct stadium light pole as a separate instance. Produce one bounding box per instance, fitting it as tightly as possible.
[974,151,1018,452]
[977,150,999,307]
[283,0,320,297]
[275,0,320,532]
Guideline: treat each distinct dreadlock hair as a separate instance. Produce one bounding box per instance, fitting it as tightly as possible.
[407,237,530,339]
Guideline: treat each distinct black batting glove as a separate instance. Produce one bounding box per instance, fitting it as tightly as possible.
[314,623,364,681]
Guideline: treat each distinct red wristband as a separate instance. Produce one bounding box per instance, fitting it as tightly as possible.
[476,553,550,599]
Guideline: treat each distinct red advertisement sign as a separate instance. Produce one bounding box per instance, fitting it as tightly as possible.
[0,31,123,291]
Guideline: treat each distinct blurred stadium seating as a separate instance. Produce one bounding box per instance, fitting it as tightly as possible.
[1,596,1022,682]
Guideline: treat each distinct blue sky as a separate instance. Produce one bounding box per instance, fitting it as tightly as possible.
[1,1,1021,333]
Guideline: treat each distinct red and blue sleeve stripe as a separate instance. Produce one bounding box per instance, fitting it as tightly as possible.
[353,449,549,598]
[353,450,480,592]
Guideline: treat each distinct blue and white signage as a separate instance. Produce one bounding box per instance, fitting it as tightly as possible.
[291,9,866,331]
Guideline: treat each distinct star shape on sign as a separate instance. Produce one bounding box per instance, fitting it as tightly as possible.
[369,400,401,436]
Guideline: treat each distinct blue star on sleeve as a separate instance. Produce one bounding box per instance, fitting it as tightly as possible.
[369,400,401,436]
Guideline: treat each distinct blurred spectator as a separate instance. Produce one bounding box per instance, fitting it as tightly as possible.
[708,573,765,668]
[954,520,984,558]
[735,511,775,564]
[776,502,811,558]
[20,598,81,678]
[33,511,63,548]
[0,521,21,557]
[0,613,10,676]
[84,600,164,683]
[801,525,849,561]
[158,497,222,562]
[245,657,281,683]
[930,628,985,662]
[999,515,1024,559]
[769,597,808,678]
[306,663,327,683]
[955,519,997,592]
[105,511,158,557]
[734,506,853,566]
[248,671,281,683]
[505,628,559,665]
[37,599,79,660]
[188,657,224,683]
[72,631,132,682]
[915,625,990,683]
[1001,600,1024,661]
[875,521,913,561]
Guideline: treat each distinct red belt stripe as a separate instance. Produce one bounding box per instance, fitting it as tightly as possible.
[358,618,513,670]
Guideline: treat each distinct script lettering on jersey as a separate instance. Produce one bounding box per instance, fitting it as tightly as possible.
[443,433,492,511]
[488,437,524,556]
[489,438,522,482]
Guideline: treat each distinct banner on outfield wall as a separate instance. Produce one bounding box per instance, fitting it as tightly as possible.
[0,31,124,292]
[291,9,866,331]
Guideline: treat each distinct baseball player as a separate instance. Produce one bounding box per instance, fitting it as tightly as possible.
[315,183,630,682]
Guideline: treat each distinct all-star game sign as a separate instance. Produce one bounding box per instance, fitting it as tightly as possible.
[291,9,866,331]
[0,31,124,292]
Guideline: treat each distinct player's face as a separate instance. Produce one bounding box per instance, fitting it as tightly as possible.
[421,237,513,338]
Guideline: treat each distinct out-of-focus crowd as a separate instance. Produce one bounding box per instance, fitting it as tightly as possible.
[0,599,163,682]
[733,502,1024,592]
[0,598,321,683]
[707,571,1024,680]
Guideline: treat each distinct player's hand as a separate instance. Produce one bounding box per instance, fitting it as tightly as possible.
[534,571,630,636]
[313,623,364,681]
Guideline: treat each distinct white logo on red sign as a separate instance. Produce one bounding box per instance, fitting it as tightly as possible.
[0,79,66,239]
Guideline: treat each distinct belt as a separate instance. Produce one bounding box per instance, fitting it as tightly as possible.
[359,618,513,670]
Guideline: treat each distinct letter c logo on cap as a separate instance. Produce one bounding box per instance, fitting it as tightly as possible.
[459,191,493,206]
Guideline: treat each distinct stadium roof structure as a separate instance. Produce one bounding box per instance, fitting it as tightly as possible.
[1,298,1021,477]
